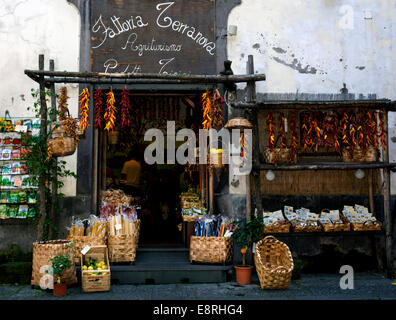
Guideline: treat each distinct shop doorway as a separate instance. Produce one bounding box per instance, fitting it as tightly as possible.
[98,92,203,247]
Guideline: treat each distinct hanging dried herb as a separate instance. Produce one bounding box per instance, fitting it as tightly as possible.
[266,112,275,150]
[94,89,104,129]
[120,88,131,130]
[79,88,90,134]
[58,86,69,121]
[104,90,116,132]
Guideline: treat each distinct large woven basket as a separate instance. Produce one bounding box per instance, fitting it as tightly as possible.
[190,236,233,264]
[342,146,378,162]
[50,120,82,138]
[31,240,77,287]
[254,236,294,289]
[108,220,140,263]
[66,235,106,264]
[264,147,297,165]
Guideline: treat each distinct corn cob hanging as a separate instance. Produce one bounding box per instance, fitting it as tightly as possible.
[104,90,116,132]
[79,88,90,134]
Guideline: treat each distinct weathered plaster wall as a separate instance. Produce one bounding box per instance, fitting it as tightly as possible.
[227,0,396,193]
[0,0,80,197]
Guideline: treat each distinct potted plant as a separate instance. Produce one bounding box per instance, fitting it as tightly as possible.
[48,253,72,297]
[234,218,264,285]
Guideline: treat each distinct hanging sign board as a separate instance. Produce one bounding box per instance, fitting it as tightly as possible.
[90,0,216,74]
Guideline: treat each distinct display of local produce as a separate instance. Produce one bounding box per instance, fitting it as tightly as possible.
[107,213,138,237]
[82,257,109,275]
[262,209,290,233]
[283,206,322,232]
[342,205,382,231]
[67,215,107,238]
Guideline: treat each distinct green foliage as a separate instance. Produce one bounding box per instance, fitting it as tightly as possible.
[234,218,264,249]
[47,254,72,283]
[23,89,78,240]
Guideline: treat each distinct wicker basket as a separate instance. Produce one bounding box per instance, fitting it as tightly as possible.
[263,222,291,233]
[254,236,294,289]
[264,147,297,165]
[50,120,82,138]
[108,220,140,263]
[66,235,106,265]
[31,240,77,287]
[81,245,111,293]
[292,222,322,233]
[342,146,378,162]
[180,195,200,209]
[182,215,200,223]
[47,137,76,157]
[320,210,351,232]
[190,236,233,264]
[351,220,382,231]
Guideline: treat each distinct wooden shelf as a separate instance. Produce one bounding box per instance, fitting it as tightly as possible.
[255,162,396,171]
[263,230,383,237]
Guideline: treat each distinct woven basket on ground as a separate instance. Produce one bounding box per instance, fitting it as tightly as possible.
[31,240,77,287]
[264,147,297,165]
[342,146,378,162]
[263,222,291,233]
[190,236,233,264]
[254,236,294,289]
[81,245,111,293]
[108,220,140,263]
[66,235,106,264]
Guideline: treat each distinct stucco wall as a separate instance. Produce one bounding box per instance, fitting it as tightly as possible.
[0,0,80,197]
[227,0,396,193]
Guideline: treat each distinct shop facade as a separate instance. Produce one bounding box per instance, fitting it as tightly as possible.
[1,0,396,276]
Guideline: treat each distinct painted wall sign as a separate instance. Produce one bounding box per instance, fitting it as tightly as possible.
[91,0,216,74]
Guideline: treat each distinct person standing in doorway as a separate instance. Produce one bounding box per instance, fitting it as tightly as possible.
[120,149,142,196]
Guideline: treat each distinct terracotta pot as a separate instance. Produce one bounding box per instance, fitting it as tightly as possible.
[235,265,253,285]
[53,284,67,297]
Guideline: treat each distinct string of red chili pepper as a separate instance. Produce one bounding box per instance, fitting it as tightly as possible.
[312,112,321,152]
[93,89,104,129]
[79,88,90,134]
[104,90,116,132]
[278,112,287,149]
[301,113,309,152]
[120,88,131,130]
[322,113,332,152]
[372,111,379,151]
[379,110,387,152]
[349,112,357,148]
[340,110,350,148]
[365,110,378,150]
[201,90,212,130]
[289,111,298,153]
[357,109,364,148]
[266,112,275,150]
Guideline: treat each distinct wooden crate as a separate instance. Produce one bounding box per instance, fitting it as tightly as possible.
[81,245,111,293]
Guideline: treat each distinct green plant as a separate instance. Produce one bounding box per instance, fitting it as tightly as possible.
[23,88,78,241]
[47,254,72,284]
[234,218,264,266]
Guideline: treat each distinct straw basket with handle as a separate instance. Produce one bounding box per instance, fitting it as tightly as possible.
[254,236,294,289]
[189,236,233,264]
[31,240,77,288]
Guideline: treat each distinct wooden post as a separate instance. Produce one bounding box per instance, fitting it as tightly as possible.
[48,59,57,240]
[245,55,256,222]
[382,109,394,278]
[37,54,48,241]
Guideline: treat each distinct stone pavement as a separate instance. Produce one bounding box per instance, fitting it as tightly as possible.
[0,273,396,300]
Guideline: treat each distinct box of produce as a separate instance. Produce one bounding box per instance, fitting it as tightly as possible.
[81,245,111,293]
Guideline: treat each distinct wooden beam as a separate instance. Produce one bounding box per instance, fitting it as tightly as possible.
[256,162,396,171]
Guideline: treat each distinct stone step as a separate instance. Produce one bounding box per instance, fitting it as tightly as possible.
[135,247,190,263]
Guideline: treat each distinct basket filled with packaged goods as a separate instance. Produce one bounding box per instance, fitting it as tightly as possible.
[182,205,207,222]
[180,189,201,209]
[106,211,140,264]
[262,208,291,233]
[66,216,107,265]
[101,189,132,208]
[31,239,77,288]
[189,215,235,264]
[342,205,382,231]
[81,245,111,293]
[285,207,322,232]
[319,209,351,232]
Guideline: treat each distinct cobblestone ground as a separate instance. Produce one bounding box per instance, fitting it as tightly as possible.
[0,273,395,300]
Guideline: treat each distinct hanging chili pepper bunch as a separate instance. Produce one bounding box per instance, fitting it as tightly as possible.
[120,88,131,130]
[379,110,387,152]
[289,111,299,157]
[212,89,225,128]
[301,113,310,152]
[266,112,275,150]
[340,110,351,148]
[104,90,116,132]
[79,88,90,135]
[58,86,69,121]
[311,112,322,152]
[278,112,287,149]
[357,109,364,149]
[201,90,212,130]
[322,112,333,152]
[365,110,378,151]
[94,89,104,129]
